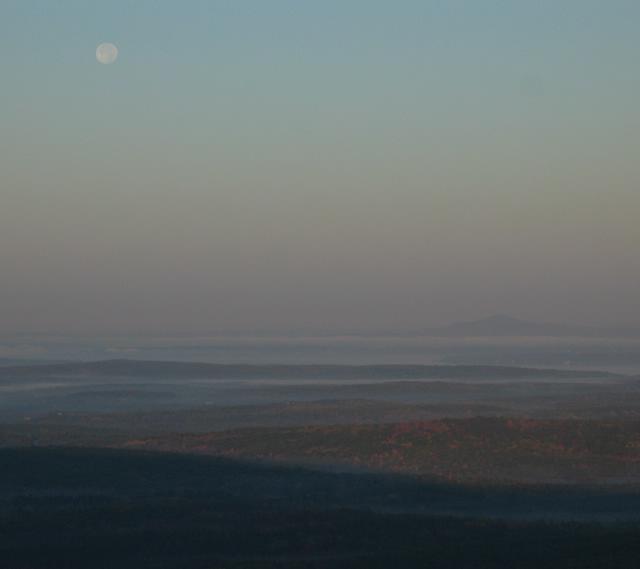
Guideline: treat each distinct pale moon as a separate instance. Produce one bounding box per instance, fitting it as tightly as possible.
[96,43,118,64]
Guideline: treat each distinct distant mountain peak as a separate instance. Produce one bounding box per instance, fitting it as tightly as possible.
[426,315,603,338]
[454,314,527,327]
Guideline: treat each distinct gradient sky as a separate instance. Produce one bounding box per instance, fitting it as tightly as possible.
[1,1,639,335]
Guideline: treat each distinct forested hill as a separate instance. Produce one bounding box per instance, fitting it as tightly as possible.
[0,359,622,380]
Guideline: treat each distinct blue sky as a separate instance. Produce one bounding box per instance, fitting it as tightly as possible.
[1,1,640,334]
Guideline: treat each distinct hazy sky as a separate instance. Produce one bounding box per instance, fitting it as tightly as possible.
[1,1,639,335]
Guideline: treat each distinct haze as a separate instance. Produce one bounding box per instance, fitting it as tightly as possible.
[2,0,639,335]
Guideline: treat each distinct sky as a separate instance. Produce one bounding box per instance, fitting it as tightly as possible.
[1,1,639,335]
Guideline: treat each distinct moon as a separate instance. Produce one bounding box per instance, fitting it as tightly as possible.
[96,43,118,64]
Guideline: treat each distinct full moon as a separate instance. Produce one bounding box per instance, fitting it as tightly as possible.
[96,43,118,64]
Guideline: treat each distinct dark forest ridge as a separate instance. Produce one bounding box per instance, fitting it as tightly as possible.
[0,359,623,380]
[3,448,640,569]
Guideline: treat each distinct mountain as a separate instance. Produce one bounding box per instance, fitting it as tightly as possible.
[420,314,640,338]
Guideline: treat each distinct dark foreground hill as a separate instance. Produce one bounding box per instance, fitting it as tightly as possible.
[2,447,640,569]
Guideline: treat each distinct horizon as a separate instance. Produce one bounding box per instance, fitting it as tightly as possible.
[3,313,640,340]
[3,312,640,373]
